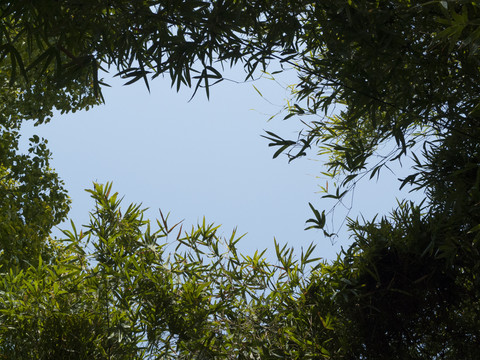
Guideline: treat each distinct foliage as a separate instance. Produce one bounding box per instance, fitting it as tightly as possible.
[1,0,480,359]
[0,90,70,269]
[260,0,479,201]
[319,202,480,359]
[0,60,98,269]
[0,183,331,359]
[0,0,304,99]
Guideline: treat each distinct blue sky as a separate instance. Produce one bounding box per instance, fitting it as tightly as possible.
[22,67,422,262]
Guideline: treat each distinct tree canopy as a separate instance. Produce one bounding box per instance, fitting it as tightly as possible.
[1,0,480,358]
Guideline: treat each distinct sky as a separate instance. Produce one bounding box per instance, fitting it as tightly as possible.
[21,66,422,262]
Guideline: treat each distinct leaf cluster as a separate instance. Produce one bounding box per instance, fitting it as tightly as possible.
[0,183,334,359]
